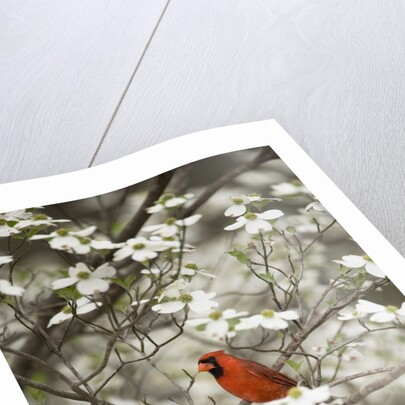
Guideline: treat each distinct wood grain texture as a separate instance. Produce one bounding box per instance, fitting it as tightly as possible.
[92,0,405,254]
[0,0,168,182]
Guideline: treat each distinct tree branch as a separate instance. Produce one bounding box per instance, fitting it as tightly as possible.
[182,147,278,217]
[342,360,405,404]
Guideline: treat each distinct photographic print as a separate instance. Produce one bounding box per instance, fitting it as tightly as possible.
[0,136,404,405]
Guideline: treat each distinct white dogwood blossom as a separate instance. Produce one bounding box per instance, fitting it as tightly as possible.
[51,263,116,295]
[186,309,248,340]
[355,299,405,323]
[152,290,218,314]
[142,214,202,237]
[0,279,25,296]
[337,309,366,321]
[48,297,102,327]
[146,193,194,213]
[31,226,100,254]
[113,236,178,263]
[0,256,13,265]
[224,210,284,234]
[333,255,385,278]
[224,194,268,217]
[235,309,299,331]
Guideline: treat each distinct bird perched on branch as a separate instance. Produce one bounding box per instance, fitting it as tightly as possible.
[198,350,296,403]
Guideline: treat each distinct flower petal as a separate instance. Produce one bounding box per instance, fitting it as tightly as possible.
[176,214,202,227]
[224,205,246,217]
[222,309,249,319]
[69,263,90,277]
[369,311,396,323]
[0,280,25,296]
[47,312,72,327]
[91,240,124,250]
[49,236,80,251]
[142,224,164,232]
[157,225,178,237]
[0,255,13,265]
[166,197,187,207]
[92,263,116,278]
[186,318,210,327]
[71,226,97,237]
[131,249,158,262]
[260,317,289,330]
[335,255,366,268]
[188,300,219,314]
[113,247,134,261]
[365,262,385,278]
[51,277,77,290]
[224,218,247,231]
[235,315,261,330]
[76,302,100,315]
[258,209,284,220]
[278,310,300,320]
[77,279,110,295]
[146,204,163,213]
[356,299,385,313]
[205,319,229,339]
[152,301,185,314]
[396,303,405,317]
[190,290,216,301]
[245,219,272,234]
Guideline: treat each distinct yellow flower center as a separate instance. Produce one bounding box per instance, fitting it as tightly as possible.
[386,305,398,313]
[185,262,199,270]
[160,194,174,204]
[62,306,73,314]
[209,310,223,320]
[232,197,244,205]
[133,243,145,250]
[78,237,91,245]
[261,309,275,318]
[244,212,257,220]
[165,217,177,225]
[288,387,302,398]
[77,271,90,280]
[33,214,49,220]
[179,294,193,303]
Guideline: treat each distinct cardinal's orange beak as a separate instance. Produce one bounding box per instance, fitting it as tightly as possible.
[198,362,215,372]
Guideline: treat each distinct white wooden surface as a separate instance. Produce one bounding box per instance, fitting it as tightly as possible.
[1,0,405,255]
[0,0,168,180]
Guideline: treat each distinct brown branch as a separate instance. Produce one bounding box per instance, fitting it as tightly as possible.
[330,365,396,388]
[342,360,405,404]
[271,279,386,371]
[14,375,91,403]
[115,171,174,242]
[182,147,278,217]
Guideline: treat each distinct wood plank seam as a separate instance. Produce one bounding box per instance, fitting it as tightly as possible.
[88,0,172,167]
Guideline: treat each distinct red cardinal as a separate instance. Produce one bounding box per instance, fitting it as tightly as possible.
[198,350,296,403]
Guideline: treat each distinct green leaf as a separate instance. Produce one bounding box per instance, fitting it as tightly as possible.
[285,226,296,234]
[286,360,302,373]
[54,286,80,301]
[226,249,251,266]
[114,304,129,315]
[111,278,127,290]
[111,274,136,290]
[258,273,274,282]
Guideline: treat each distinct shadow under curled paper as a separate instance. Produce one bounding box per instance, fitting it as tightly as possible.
[0,121,404,405]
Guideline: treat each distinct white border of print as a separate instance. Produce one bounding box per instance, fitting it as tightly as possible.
[0,120,404,404]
